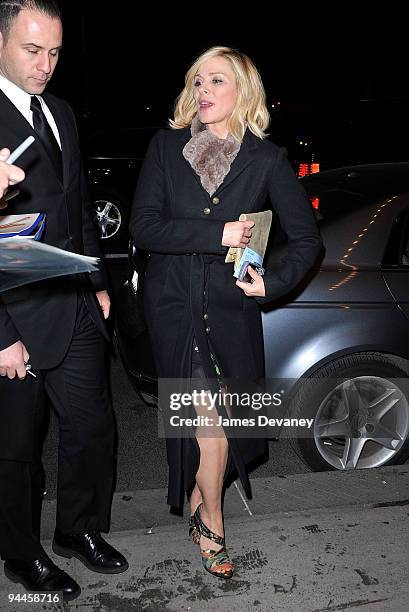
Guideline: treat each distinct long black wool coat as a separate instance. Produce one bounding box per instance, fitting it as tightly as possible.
[130,126,322,508]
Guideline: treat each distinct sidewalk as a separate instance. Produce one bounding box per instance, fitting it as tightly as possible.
[1,466,409,611]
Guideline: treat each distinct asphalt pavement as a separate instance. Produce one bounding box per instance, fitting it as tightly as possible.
[1,466,409,611]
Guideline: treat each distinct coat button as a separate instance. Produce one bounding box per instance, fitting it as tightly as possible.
[203,313,209,320]
[212,197,220,205]
[203,207,211,215]
[205,327,210,334]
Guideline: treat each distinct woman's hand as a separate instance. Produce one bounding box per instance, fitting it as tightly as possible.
[236,265,266,297]
[222,220,254,248]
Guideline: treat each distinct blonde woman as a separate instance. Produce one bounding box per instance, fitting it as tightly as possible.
[130,46,321,578]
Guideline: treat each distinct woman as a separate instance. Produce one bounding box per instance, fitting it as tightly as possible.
[130,46,322,579]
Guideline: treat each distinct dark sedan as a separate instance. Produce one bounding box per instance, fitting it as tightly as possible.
[115,162,409,472]
[83,127,159,257]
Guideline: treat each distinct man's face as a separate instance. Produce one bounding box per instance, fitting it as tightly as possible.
[0,8,62,94]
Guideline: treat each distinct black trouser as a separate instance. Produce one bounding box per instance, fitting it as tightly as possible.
[0,297,114,561]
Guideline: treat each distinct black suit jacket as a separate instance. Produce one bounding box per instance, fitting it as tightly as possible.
[0,89,108,369]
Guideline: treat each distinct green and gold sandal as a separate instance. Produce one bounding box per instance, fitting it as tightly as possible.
[192,503,233,579]
[189,515,200,545]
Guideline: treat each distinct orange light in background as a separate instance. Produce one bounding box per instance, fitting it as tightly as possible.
[298,163,309,177]
[297,162,320,177]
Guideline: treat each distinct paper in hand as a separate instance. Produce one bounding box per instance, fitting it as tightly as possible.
[225,210,272,280]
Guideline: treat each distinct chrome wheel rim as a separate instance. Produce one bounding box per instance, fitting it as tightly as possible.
[94,199,122,239]
[314,376,409,469]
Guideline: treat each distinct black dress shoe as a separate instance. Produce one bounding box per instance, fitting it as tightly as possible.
[4,556,81,602]
[52,529,128,574]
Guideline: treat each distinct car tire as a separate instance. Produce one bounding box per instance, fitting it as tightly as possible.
[289,352,409,471]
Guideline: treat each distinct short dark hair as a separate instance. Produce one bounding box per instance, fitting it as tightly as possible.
[0,0,62,42]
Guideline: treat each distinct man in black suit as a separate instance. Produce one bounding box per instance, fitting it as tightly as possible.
[0,0,128,600]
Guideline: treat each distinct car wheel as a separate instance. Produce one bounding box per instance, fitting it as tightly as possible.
[289,352,409,471]
[92,194,123,241]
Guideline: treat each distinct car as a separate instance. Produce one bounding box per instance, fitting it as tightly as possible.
[82,126,160,258]
[114,161,409,472]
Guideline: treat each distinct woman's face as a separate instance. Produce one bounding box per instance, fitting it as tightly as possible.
[193,56,238,138]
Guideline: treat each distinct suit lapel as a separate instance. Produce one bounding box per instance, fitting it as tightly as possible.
[0,90,64,187]
[42,93,69,186]
[0,89,37,142]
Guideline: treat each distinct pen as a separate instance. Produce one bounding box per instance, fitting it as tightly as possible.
[25,364,37,379]
[6,136,35,165]
[2,188,20,202]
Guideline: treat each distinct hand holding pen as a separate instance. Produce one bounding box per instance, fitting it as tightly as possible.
[0,136,34,202]
[0,339,36,381]
[24,363,37,379]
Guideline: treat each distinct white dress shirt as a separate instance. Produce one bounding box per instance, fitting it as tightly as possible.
[0,74,62,149]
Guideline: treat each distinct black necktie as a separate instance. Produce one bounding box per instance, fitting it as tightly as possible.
[30,95,63,181]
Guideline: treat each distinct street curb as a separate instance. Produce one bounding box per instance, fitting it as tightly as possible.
[40,465,409,538]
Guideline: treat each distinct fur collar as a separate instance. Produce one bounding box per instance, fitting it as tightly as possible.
[182,115,241,196]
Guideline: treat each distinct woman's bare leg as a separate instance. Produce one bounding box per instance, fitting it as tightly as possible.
[189,483,202,516]
[195,435,228,550]
[193,397,228,551]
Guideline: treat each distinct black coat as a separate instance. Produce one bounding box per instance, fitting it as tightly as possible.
[130,127,322,508]
[0,90,107,460]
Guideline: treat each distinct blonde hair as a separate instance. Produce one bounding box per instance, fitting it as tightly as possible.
[169,46,270,141]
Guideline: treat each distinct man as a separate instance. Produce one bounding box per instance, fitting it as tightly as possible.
[0,0,128,601]
[0,147,25,198]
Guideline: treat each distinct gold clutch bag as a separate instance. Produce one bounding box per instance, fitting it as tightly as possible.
[225,210,272,280]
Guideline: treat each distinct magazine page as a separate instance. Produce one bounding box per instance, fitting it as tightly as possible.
[0,237,99,292]
[0,213,45,238]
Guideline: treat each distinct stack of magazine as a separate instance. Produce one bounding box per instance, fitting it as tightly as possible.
[0,213,46,240]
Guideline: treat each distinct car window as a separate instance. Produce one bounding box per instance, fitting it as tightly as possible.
[266,164,409,268]
[84,128,159,158]
[301,164,409,223]
[306,189,369,223]
[383,212,409,267]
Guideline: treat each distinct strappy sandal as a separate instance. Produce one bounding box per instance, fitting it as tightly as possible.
[192,503,234,579]
[189,515,200,544]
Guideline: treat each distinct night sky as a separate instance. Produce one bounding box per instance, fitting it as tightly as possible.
[49,4,409,132]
